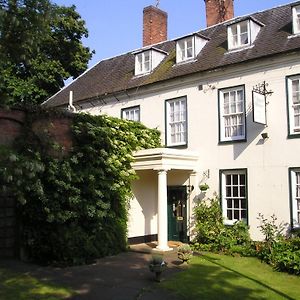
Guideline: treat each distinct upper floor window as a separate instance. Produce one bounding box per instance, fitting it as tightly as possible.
[219,86,246,142]
[286,75,300,137]
[292,5,300,34]
[220,169,248,225]
[176,34,209,64]
[177,37,194,62]
[228,18,262,50]
[290,168,300,228]
[135,51,151,75]
[165,97,187,147]
[134,47,167,76]
[121,106,140,122]
[229,21,249,49]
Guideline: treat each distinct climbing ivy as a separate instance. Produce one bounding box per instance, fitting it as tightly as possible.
[0,110,161,265]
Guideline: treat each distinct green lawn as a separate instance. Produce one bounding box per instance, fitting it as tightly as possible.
[0,268,74,300]
[162,253,300,300]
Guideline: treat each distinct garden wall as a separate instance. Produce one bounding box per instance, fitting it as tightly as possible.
[0,108,72,258]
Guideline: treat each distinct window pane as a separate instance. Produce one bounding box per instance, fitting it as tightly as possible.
[241,210,247,219]
[233,174,238,185]
[227,210,233,220]
[233,187,239,197]
[226,187,231,197]
[240,186,246,197]
[227,199,233,208]
[292,80,300,104]
[226,174,231,185]
[240,22,249,45]
[137,54,143,72]
[241,200,247,209]
[234,210,239,220]
[234,199,239,208]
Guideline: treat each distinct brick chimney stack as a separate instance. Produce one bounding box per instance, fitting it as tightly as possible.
[143,5,168,47]
[204,0,234,27]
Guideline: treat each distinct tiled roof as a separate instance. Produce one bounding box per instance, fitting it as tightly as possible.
[43,1,300,108]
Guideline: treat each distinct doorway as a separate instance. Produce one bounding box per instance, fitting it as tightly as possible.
[167,186,188,242]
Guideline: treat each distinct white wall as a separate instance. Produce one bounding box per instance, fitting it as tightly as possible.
[83,54,300,240]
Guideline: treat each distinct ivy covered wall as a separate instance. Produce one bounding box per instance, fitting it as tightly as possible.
[0,108,161,265]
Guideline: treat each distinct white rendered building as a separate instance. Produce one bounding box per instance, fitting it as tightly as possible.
[44,1,300,247]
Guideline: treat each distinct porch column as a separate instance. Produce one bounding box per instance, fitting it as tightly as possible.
[156,169,172,251]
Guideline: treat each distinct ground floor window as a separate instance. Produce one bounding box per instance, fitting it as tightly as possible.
[290,168,300,228]
[220,169,247,225]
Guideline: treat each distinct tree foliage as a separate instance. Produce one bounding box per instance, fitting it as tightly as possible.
[0,0,93,106]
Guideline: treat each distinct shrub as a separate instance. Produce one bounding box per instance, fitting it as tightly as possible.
[193,197,251,255]
[256,214,300,275]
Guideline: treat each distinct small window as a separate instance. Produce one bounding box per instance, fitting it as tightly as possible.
[177,37,194,62]
[228,21,250,49]
[227,19,262,51]
[175,34,209,64]
[121,106,140,122]
[165,97,187,147]
[293,5,300,34]
[286,75,300,137]
[290,168,300,228]
[219,86,246,142]
[135,51,151,75]
[221,169,248,225]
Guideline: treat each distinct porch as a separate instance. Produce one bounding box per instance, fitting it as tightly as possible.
[130,148,199,251]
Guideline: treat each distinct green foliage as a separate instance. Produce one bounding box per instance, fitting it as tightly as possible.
[257,213,284,244]
[193,197,251,255]
[0,109,161,265]
[256,214,300,275]
[0,0,93,105]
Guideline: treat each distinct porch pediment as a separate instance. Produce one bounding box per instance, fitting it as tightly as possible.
[132,148,199,171]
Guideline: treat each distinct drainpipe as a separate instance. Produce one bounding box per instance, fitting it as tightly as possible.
[68,91,76,112]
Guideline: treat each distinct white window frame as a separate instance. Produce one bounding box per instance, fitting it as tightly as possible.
[228,20,250,50]
[135,51,151,75]
[290,168,300,228]
[221,169,248,225]
[121,106,140,122]
[176,36,195,63]
[219,86,246,142]
[166,97,187,147]
[287,75,300,136]
[293,5,300,34]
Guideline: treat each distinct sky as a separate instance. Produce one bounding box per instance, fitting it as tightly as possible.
[54,0,293,68]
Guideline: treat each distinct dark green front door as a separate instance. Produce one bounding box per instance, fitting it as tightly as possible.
[167,186,188,242]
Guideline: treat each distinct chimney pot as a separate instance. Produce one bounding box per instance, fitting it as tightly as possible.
[143,5,168,47]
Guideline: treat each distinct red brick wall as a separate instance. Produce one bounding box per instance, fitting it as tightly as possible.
[32,117,73,158]
[0,110,26,146]
[143,5,168,47]
[205,0,234,27]
[0,109,73,258]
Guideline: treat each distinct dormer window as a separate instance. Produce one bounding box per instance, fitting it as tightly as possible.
[229,21,249,48]
[228,18,262,50]
[134,47,167,76]
[292,5,300,34]
[136,51,150,75]
[177,37,194,62]
[176,34,209,64]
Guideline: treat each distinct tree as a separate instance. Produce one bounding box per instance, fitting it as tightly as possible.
[0,0,93,105]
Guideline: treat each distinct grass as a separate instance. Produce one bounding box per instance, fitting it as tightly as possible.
[0,268,74,300]
[162,253,300,300]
